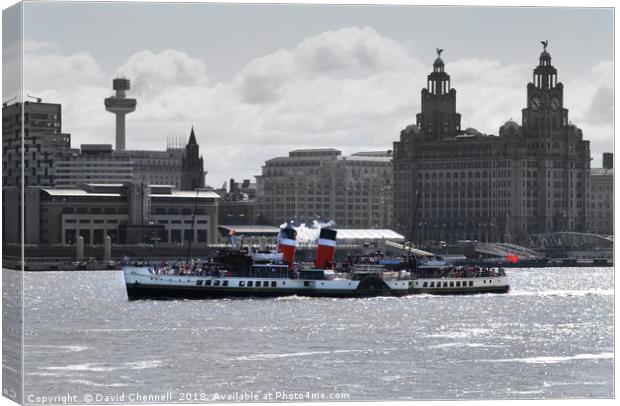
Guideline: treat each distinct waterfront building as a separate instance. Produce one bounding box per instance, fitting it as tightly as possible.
[14,183,220,245]
[2,100,71,187]
[587,153,613,235]
[54,143,185,188]
[51,127,204,190]
[217,178,257,225]
[393,45,590,244]
[3,97,206,191]
[256,149,393,228]
[2,99,72,244]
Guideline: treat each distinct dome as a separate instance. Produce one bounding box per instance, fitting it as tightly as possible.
[539,50,551,60]
[401,124,420,137]
[502,120,520,131]
[433,56,444,66]
[464,127,481,136]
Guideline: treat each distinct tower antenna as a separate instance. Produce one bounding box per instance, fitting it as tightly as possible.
[105,78,137,151]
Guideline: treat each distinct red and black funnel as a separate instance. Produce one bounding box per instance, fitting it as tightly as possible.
[315,228,337,269]
[277,227,297,269]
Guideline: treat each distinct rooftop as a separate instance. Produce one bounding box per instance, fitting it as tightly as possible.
[335,229,405,241]
[343,155,392,163]
[151,190,221,199]
[351,151,393,157]
[289,148,342,157]
[218,225,281,236]
[591,168,614,176]
[83,183,125,187]
[41,186,220,199]
[41,188,122,197]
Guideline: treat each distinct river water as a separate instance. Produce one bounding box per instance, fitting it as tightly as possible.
[13,267,615,402]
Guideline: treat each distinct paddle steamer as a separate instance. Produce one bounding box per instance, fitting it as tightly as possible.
[123,228,410,300]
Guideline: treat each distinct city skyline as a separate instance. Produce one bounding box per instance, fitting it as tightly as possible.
[3,2,614,186]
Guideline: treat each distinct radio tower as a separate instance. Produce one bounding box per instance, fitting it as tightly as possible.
[104,78,137,151]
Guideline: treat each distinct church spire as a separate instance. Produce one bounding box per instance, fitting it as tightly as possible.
[188,125,197,144]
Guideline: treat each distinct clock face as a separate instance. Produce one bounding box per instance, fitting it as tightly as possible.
[529,96,541,111]
[550,96,561,111]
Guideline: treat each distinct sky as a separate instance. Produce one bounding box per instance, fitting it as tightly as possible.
[2,1,614,187]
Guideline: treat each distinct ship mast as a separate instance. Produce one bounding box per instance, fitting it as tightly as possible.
[408,186,421,270]
[186,188,200,263]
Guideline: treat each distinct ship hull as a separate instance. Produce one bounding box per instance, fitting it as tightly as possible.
[125,284,409,300]
[409,285,510,295]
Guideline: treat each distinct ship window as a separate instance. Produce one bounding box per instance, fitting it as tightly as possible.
[449,282,454,287]
[483,280,486,284]
[271,281,277,287]
[223,280,229,287]
[247,281,253,287]
[262,281,269,287]
[423,282,428,287]
[443,282,448,287]
[456,281,461,287]
[214,280,220,286]
[239,281,245,287]
[429,282,434,287]
[196,280,203,286]
[255,281,261,287]
[205,280,212,286]
[469,281,474,287]
[304,281,310,287]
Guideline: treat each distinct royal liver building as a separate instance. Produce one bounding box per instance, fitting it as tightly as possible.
[393,44,590,244]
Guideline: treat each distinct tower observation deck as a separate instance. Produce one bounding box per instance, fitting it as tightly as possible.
[104,78,136,151]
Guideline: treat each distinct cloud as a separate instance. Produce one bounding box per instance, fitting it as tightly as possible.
[116,49,209,95]
[232,26,416,105]
[21,28,614,185]
[562,60,614,162]
[23,46,105,91]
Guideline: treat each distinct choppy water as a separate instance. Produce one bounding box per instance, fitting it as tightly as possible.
[12,267,615,402]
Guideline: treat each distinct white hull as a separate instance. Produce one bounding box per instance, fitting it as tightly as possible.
[409,275,510,294]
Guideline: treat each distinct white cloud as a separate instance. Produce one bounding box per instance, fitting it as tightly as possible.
[116,49,209,95]
[24,51,105,91]
[21,28,614,185]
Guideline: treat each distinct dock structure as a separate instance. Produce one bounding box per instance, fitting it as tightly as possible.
[382,241,436,258]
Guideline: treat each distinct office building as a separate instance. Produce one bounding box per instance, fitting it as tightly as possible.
[256,149,393,228]
[587,153,613,235]
[11,183,220,245]
[54,144,185,188]
[2,100,71,187]
[217,178,257,226]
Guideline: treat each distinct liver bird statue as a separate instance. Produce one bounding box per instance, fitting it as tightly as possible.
[540,40,548,51]
[436,48,444,57]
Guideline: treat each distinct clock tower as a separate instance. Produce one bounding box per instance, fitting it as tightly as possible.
[522,41,568,136]
[416,49,462,138]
